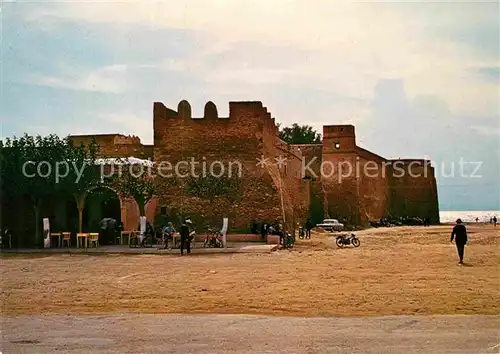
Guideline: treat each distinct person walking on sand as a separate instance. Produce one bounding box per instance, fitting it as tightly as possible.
[305,218,313,239]
[450,218,467,264]
[493,216,497,227]
[179,219,191,255]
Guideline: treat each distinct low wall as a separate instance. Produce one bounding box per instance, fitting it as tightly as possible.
[194,233,265,242]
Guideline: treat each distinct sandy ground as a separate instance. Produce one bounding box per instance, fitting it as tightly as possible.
[1,314,499,353]
[1,225,499,316]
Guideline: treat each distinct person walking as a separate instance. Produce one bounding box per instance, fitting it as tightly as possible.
[305,218,313,239]
[260,222,267,241]
[493,216,497,227]
[179,219,191,255]
[450,218,467,264]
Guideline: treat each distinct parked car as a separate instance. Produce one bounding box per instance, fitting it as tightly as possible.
[316,219,344,232]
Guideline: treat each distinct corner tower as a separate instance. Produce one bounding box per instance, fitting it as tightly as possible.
[322,125,356,153]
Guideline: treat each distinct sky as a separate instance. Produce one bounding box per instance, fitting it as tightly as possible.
[1,0,499,211]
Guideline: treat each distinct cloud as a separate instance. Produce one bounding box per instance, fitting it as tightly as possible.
[359,78,499,210]
[23,64,128,93]
[470,125,500,136]
[16,0,498,117]
[95,112,153,145]
[474,67,500,83]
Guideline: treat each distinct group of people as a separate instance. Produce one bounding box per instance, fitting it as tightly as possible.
[473,216,497,225]
[259,222,284,240]
[157,218,195,255]
[300,219,314,239]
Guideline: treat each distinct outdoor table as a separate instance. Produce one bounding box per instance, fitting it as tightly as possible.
[50,232,62,248]
[76,233,89,248]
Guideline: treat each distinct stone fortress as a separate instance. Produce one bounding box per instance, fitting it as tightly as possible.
[70,100,440,232]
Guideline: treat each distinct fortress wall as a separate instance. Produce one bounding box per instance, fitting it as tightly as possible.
[68,102,440,230]
[152,100,307,230]
[292,144,324,224]
[153,101,265,161]
[355,153,390,224]
[321,125,361,225]
[261,124,310,231]
[389,160,440,223]
[69,134,152,159]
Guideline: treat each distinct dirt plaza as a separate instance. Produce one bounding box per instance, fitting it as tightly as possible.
[1,225,499,317]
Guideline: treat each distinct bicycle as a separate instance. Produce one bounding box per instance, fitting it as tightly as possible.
[203,228,223,248]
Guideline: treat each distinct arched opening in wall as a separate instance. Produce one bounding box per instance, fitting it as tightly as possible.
[82,187,121,244]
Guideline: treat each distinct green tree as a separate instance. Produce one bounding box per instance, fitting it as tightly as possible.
[1,134,68,246]
[57,138,101,233]
[110,160,156,218]
[277,123,322,144]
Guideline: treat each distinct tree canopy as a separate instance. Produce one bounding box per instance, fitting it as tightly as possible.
[0,134,101,244]
[277,123,322,145]
[108,161,156,216]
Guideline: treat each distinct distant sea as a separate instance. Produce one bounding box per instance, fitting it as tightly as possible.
[440,210,500,223]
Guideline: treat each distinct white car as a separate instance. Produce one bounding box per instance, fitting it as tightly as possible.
[316,219,344,232]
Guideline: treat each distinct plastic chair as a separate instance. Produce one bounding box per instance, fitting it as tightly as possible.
[61,232,71,247]
[88,233,99,248]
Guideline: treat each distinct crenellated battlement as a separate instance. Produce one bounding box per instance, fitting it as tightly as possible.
[153,100,277,122]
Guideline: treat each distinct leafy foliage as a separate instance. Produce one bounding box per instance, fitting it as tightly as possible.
[1,134,67,201]
[0,134,95,244]
[59,138,101,199]
[109,161,156,215]
[184,175,242,202]
[277,123,322,144]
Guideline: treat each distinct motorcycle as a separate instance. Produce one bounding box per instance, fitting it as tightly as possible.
[336,233,360,248]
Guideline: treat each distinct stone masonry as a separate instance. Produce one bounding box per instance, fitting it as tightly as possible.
[70,100,439,231]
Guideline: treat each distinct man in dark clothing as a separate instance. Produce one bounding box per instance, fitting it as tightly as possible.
[493,216,497,227]
[450,218,467,264]
[305,218,313,239]
[179,220,191,255]
[260,223,267,241]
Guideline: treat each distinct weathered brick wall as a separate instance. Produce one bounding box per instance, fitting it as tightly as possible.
[262,126,310,232]
[153,100,307,232]
[388,160,440,223]
[319,125,439,226]
[120,197,158,231]
[321,126,360,225]
[293,144,324,224]
[67,106,440,230]
[69,134,153,159]
[355,148,390,223]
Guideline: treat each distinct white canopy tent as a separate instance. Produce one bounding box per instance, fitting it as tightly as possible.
[94,156,154,167]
